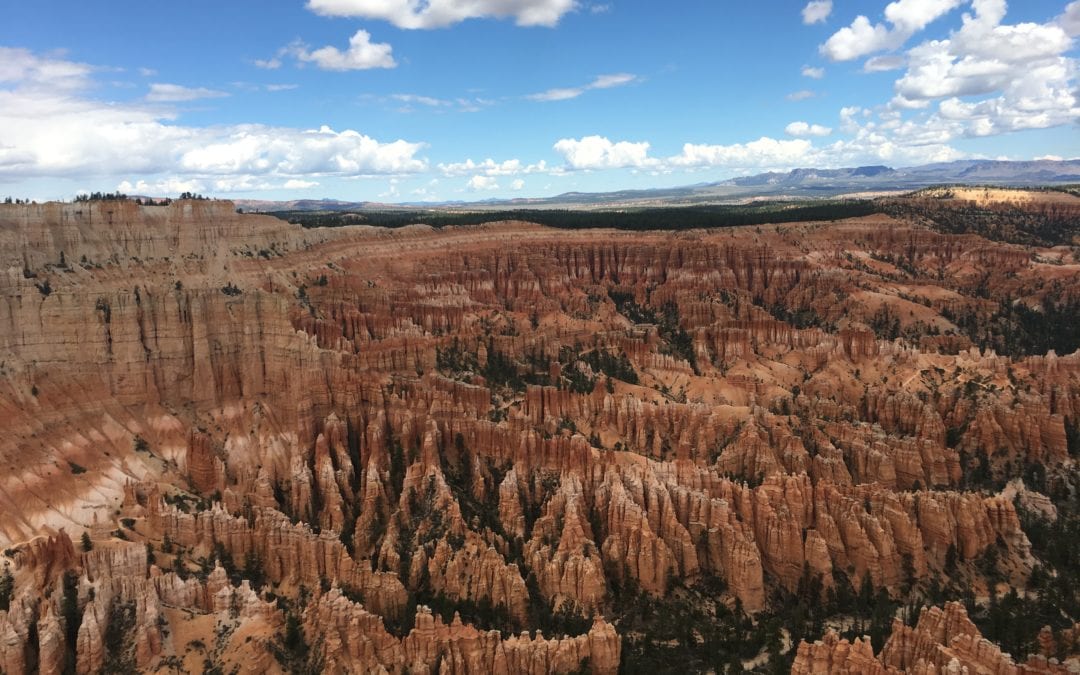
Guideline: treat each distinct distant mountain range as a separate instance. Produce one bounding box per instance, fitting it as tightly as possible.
[723,159,1080,188]
[234,159,1080,212]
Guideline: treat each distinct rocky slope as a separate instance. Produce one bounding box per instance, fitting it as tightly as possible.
[792,602,1071,674]
[0,198,1077,673]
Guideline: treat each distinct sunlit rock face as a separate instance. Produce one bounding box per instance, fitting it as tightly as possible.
[0,197,1077,673]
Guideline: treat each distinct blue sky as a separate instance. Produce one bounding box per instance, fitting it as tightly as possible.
[1,0,1078,202]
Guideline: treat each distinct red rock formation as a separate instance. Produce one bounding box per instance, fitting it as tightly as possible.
[792,630,887,675]
[793,602,1074,674]
[1,201,1078,672]
[304,588,620,674]
[523,475,607,613]
[0,600,30,675]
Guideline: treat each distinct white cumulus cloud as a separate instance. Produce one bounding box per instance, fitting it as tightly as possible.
[467,175,499,190]
[785,121,833,137]
[821,15,897,61]
[0,48,426,192]
[117,177,206,195]
[177,126,424,175]
[438,158,548,176]
[0,47,92,91]
[306,0,576,28]
[548,123,975,177]
[802,1,833,25]
[553,135,655,170]
[886,0,1080,136]
[802,65,825,79]
[821,0,964,61]
[291,30,396,70]
[1060,0,1080,36]
[669,137,818,170]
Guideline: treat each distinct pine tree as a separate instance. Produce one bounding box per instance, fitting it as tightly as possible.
[0,564,13,611]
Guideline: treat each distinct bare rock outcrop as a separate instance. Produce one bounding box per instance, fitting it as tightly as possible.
[793,602,1074,674]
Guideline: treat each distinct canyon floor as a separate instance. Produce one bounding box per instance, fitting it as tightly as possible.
[0,193,1078,674]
